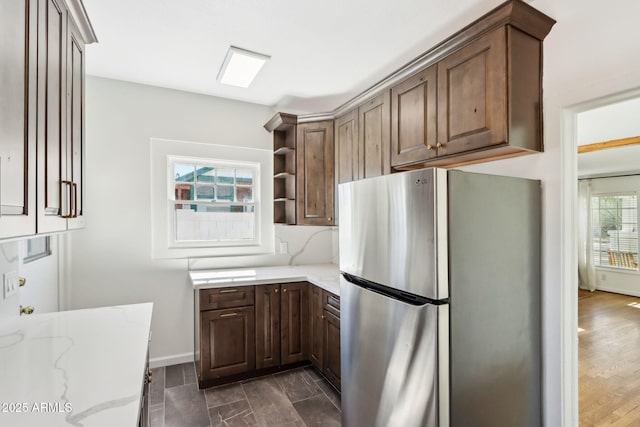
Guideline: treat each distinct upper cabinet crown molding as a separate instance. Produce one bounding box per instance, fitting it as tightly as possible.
[331,0,554,118]
[264,112,297,132]
[64,0,98,44]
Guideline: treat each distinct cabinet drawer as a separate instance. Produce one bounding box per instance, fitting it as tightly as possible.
[200,287,255,311]
[323,291,340,317]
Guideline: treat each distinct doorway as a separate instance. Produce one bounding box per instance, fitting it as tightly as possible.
[574,96,640,425]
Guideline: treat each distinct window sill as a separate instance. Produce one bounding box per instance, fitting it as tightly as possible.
[595,266,640,276]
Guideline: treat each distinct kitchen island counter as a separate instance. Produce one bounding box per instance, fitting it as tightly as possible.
[0,303,153,427]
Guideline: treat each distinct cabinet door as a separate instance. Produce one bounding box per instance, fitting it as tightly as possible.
[335,110,359,184]
[358,93,390,179]
[37,0,69,233]
[296,121,335,226]
[200,307,255,379]
[391,65,438,167]
[280,282,309,365]
[0,0,37,238]
[255,284,281,370]
[323,309,341,389]
[437,27,507,157]
[66,17,85,229]
[309,286,324,370]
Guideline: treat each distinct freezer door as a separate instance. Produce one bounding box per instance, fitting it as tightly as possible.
[340,276,449,427]
[338,168,448,300]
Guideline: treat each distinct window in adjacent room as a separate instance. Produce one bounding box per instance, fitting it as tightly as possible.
[591,192,638,270]
[170,158,258,245]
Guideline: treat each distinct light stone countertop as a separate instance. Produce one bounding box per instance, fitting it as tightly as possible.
[189,263,340,296]
[0,303,153,427]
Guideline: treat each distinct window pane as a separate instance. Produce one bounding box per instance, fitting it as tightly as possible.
[236,186,253,202]
[175,204,255,241]
[216,186,234,201]
[25,236,51,263]
[217,168,235,185]
[196,166,215,182]
[236,169,254,186]
[175,184,194,200]
[591,193,638,270]
[175,164,195,182]
[196,184,215,200]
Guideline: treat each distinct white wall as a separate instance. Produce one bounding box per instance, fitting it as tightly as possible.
[72,76,334,366]
[577,97,640,146]
[586,176,640,296]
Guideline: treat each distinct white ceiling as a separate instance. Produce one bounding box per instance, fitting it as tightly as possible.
[82,0,512,114]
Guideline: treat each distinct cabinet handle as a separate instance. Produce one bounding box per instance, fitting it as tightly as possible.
[283,288,287,293]
[61,180,73,218]
[327,217,332,221]
[436,142,444,148]
[220,312,238,317]
[275,288,279,293]
[219,289,238,293]
[321,315,325,320]
[18,278,26,287]
[427,145,434,151]
[72,182,78,218]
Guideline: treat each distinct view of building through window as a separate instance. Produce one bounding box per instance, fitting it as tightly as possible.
[591,193,638,270]
[171,161,257,243]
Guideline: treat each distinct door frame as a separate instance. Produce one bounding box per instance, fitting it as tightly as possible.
[560,85,640,426]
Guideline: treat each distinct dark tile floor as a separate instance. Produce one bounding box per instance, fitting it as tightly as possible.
[149,363,341,427]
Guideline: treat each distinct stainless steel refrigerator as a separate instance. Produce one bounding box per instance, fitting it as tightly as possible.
[339,168,541,427]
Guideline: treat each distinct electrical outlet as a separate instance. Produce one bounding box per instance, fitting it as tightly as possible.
[3,271,18,299]
[280,242,288,254]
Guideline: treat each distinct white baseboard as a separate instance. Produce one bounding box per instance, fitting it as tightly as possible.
[149,352,194,368]
[596,285,640,298]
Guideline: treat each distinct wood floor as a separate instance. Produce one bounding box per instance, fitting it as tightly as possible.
[579,290,640,426]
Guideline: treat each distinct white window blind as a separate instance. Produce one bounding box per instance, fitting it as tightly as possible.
[591,193,638,270]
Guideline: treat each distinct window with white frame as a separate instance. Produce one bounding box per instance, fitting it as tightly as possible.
[150,138,273,259]
[591,192,638,270]
[169,158,259,246]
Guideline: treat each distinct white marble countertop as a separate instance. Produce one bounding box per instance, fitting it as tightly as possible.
[0,303,153,427]
[190,263,340,296]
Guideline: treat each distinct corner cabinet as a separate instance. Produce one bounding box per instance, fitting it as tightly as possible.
[195,282,338,390]
[265,114,335,226]
[0,0,95,240]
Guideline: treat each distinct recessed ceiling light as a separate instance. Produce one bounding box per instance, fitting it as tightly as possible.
[217,46,270,88]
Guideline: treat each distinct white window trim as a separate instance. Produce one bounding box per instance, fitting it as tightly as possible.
[150,138,274,259]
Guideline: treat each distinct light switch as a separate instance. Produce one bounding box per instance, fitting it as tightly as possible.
[3,271,18,299]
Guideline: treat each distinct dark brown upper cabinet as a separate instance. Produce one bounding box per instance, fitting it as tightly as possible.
[358,93,391,179]
[266,115,335,226]
[335,110,359,185]
[296,121,335,226]
[391,65,438,167]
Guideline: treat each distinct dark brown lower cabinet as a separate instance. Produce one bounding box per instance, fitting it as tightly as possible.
[255,284,281,369]
[196,282,338,390]
[323,309,341,388]
[310,286,324,369]
[281,282,310,364]
[200,306,255,379]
